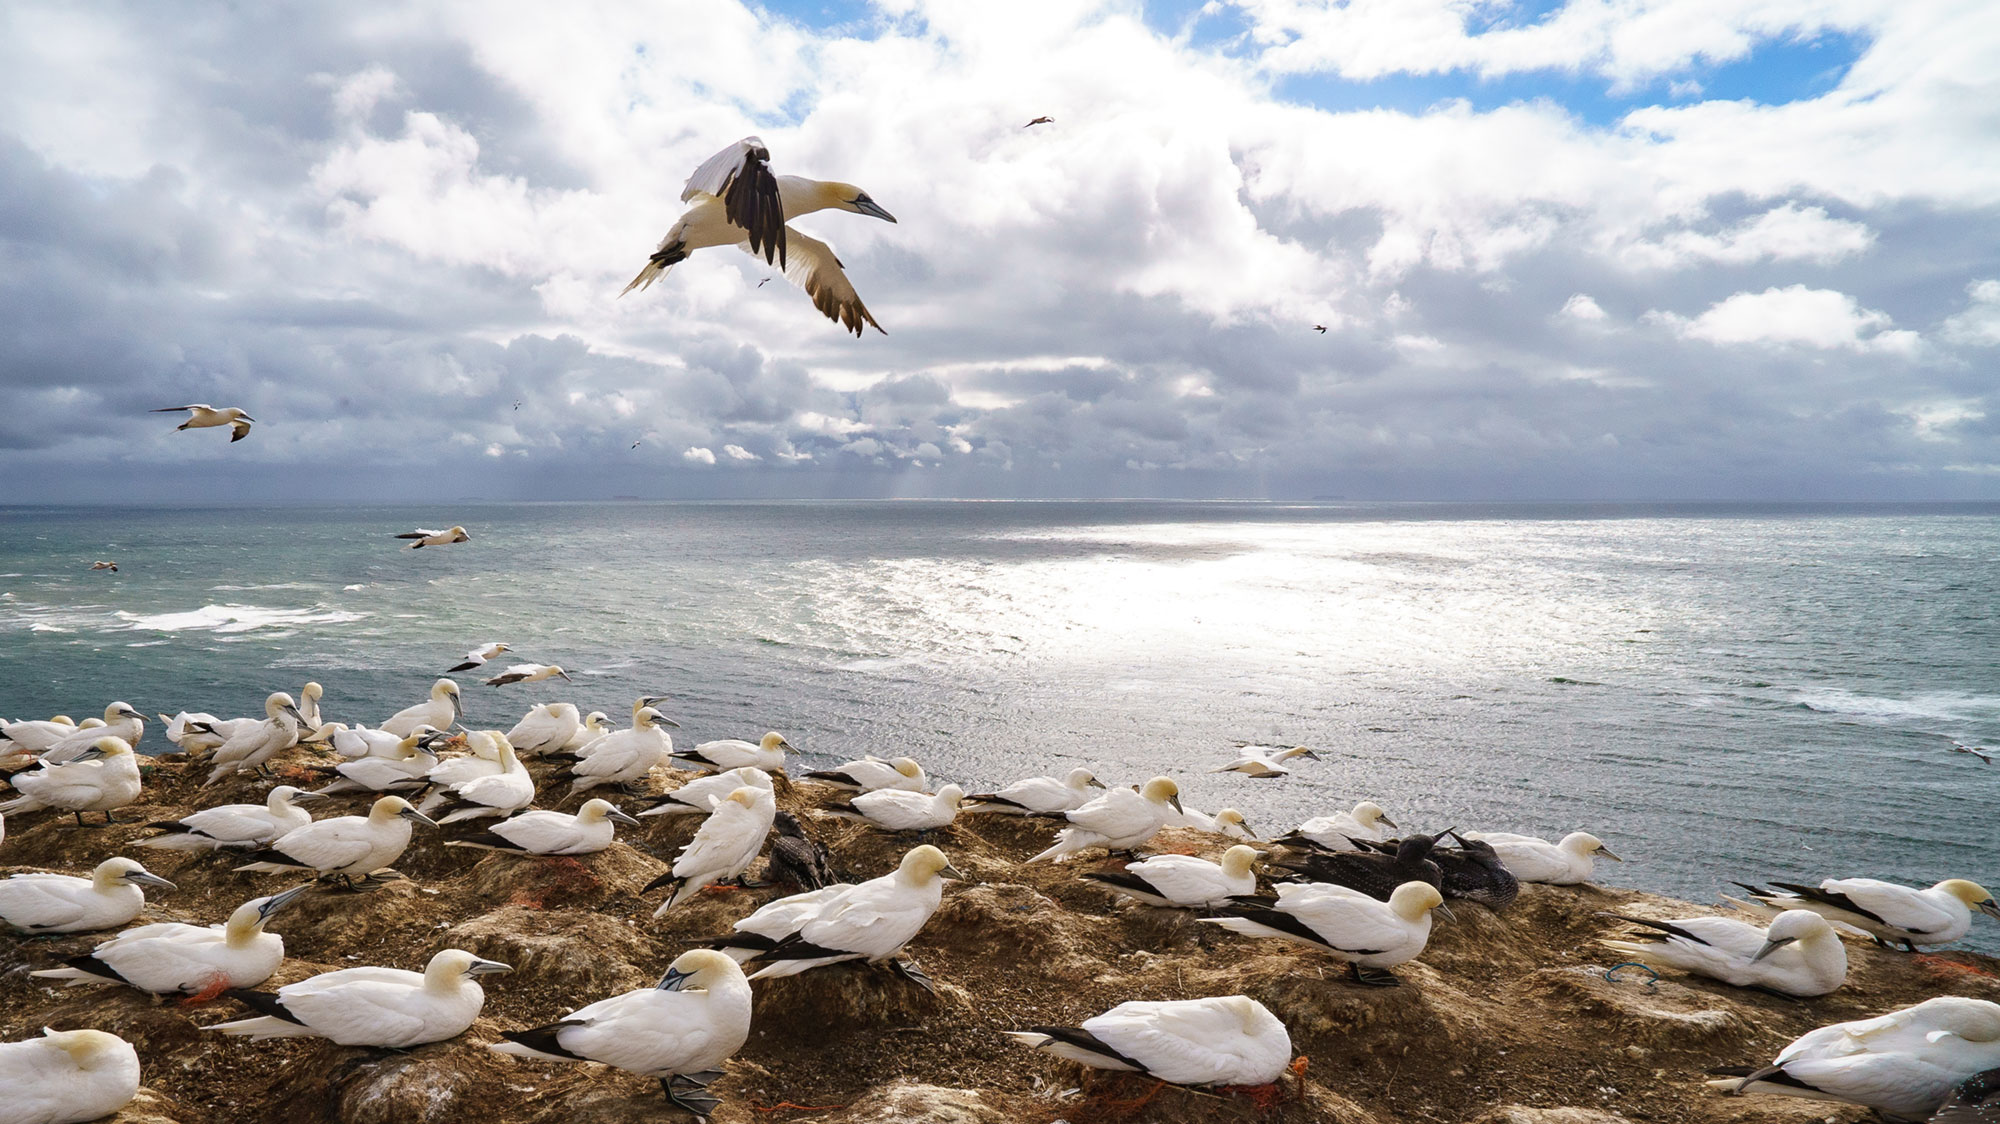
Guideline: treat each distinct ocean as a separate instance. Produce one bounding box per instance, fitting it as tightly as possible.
[3,501,1996,946]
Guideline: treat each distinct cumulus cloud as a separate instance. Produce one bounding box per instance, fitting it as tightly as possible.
[1941,280,2000,347]
[1657,285,1918,353]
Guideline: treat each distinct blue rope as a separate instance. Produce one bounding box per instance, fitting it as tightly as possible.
[1605,961,1660,992]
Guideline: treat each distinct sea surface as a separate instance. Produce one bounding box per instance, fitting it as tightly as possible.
[3,501,1997,947]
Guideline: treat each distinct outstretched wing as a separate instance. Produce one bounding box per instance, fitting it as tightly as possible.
[684,136,785,268]
[152,405,206,413]
[229,420,252,442]
[752,228,883,337]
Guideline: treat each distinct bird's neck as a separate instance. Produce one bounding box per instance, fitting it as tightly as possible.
[777,176,838,219]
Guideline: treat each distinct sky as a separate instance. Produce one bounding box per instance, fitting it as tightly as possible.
[3,0,1998,503]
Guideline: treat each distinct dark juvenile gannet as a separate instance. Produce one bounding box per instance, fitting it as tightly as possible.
[1429,831,1520,909]
[1276,834,1443,902]
[153,403,253,441]
[620,136,897,336]
[1934,1067,2000,1123]
[768,810,838,891]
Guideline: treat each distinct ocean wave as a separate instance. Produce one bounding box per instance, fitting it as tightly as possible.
[114,604,367,634]
[1790,687,2000,730]
[209,582,326,592]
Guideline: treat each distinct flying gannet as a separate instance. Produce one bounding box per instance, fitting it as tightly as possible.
[0,1028,140,1124]
[1008,995,1293,1087]
[1707,997,2000,1119]
[1598,908,1847,998]
[380,678,463,736]
[1024,116,1054,127]
[483,663,571,687]
[138,785,322,850]
[1203,880,1447,987]
[1731,877,2000,951]
[395,526,471,549]
[153,403,254,441]
[1028,776,1183,862]
[1084,845,1262,910]
[1464,830,1622,885]
[89,560,117,572]
[33,884,311,996]
[805,755,928,792]
[210,948,511,1047]
[492,949,753,1119]
[449,642,510,673]
[1211,745,1320,778]
[0,857,176,933]
[0,736,145,825]
[446,799,641,857]
[620,136,897,336]
[745,844,963,988]
[963,767,1105,815]
[646,787,777,914]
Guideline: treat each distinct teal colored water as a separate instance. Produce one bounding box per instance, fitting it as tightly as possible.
[3,501,1997,946]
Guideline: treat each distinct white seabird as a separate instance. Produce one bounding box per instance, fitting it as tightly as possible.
[0,714,82,756]
[805,755,928,792]
[647,787,776,914]
[567,706,679,795]
[424,734,534,824]
[0,1028,140,1124]
[1202,880,1446,987]
[825,784,964,833]
[209,948,511,1047]
[1029,776,1184,863]
[504,702,582,757]
[159,711,226,755]
[702,883,854,962]
[0,736,145,826]
[670,730,790,773]
[380,678,463,736]
[37,702,145,763]
[447,799,641,857]
[637,766,773,817]
[963,766,1106,815]
[422,727,505,788]
[234,795,436,886]
[1464,830,1622,885]
[1731,878,2000,951]
[33,884,311,997]
[746,844,963,985]
[1708,996,2000,1119]
[1178,807,1257,841]
[561,711,613,751]
[308,729,443,794]
[620,136,897,336]
[138,785,322,851]
[153,403,253,441]
[1598,908,1847,998]
[202,691,309,784]
[299,721,406,760]
[449,642,511,673]
[1211,745,1321,778]
[1279,801,1397,852]
[492,949,753,1118]
[484,663,572,687]
[395,525,471,549]
[0,857,176,934]
[1084,845,1262,910]
[1008,995,1293,1087]
[296,681,324,729]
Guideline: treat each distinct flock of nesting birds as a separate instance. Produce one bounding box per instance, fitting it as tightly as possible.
[2,668,1999,1124]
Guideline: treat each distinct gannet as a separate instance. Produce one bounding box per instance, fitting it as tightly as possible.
[1707,997,2000,1119]
[1432,831,1520,909]
[447,799,641,857]
[805,755,928,792]
[1731,878,2000,951]
[234,795,435,886]
[492,949,753,1118]
[1211,745,1320,778]
[746,844,963,985]
[647,787,776,914]
[380,678,462,736]
[159,711,227,755]
[1599,909,1847,998]
[210,948,510,1047]
[0,857,175,933]
[0,1028,140,1124]
[670,730,789,773]
[483,663,571,687]
[38,703,144,763]
[0,736,144,825]
[307,729,443,794]
[567,706,678,795]
[34,884,311,996]
[138,785,322,850]
[1008,995,1292,1087]
[1203,880,1446,986]
[964,767,1105,815]
[504,702,581,756]
[561,710,612,751]
[620,136,896,336]
[90,560,118,572]
[153,403,254,441]
[422,728,506,789]
[703,883,853,961]
[300,721,404,760]
[1024,116,1054,127]
[448,642,510,673]
[297,681,324,728]
[1465,830,1622,885]
[202,692,308,784]
[425,735,533,824]
[1934,1067,2000,1122]
[0,715,82,755]
[395,526,471,549]
[637,766,773,817]
[1085,845,1261,910]
[1277,801,1397,852]
[826,785,964,834]
[1277,834,1443,901]
[768,810,837,891]
[1029,777,1183,862]
[1209,808,1257,841]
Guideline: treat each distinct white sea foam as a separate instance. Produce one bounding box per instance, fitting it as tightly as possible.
[115,604,366,634]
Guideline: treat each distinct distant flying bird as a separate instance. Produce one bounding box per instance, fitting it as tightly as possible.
[1313,325,1327,333]
[395,526,471,549]
[90,561,117,572]
[631,440,642,449]
[1024,116,1053,127]
[153,404,253,442]
[756,277,771,288]
[512,400,521,410]
[448,643,510,673]
[620,136,897,336]
[1951,741,1993,765]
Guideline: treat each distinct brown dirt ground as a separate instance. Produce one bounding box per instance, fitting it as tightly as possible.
[4,748,1997,1124]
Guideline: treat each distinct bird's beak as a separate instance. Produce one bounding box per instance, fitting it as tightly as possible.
[259,884,315,919]
[400,808,440,828]
[450,695,463,721]
[1751,936,1796,963]
[657,716,682,729]
[778,739,795,752]
[639,695,667,708]
[607,808,642,828]
[1168,794,1184,815]
[284,704,306,724]
[127,872,177,891]
[1086,777,1106,788]
[557,669,572,682]
[1300,750,1321,761]
[1978,899,2000,922]
[71,746,107,763]
[291,790,328,803]
[240,414,256,423]
[854,198,897,223]
[657,966,695,991]
[1597,846,1625,862]
[467,959,513,976]
[940,863,968,882]
[1435,903,1457,923]
[187,721,216,734]
[1378,815,1399,830]
[119,706,142,720]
